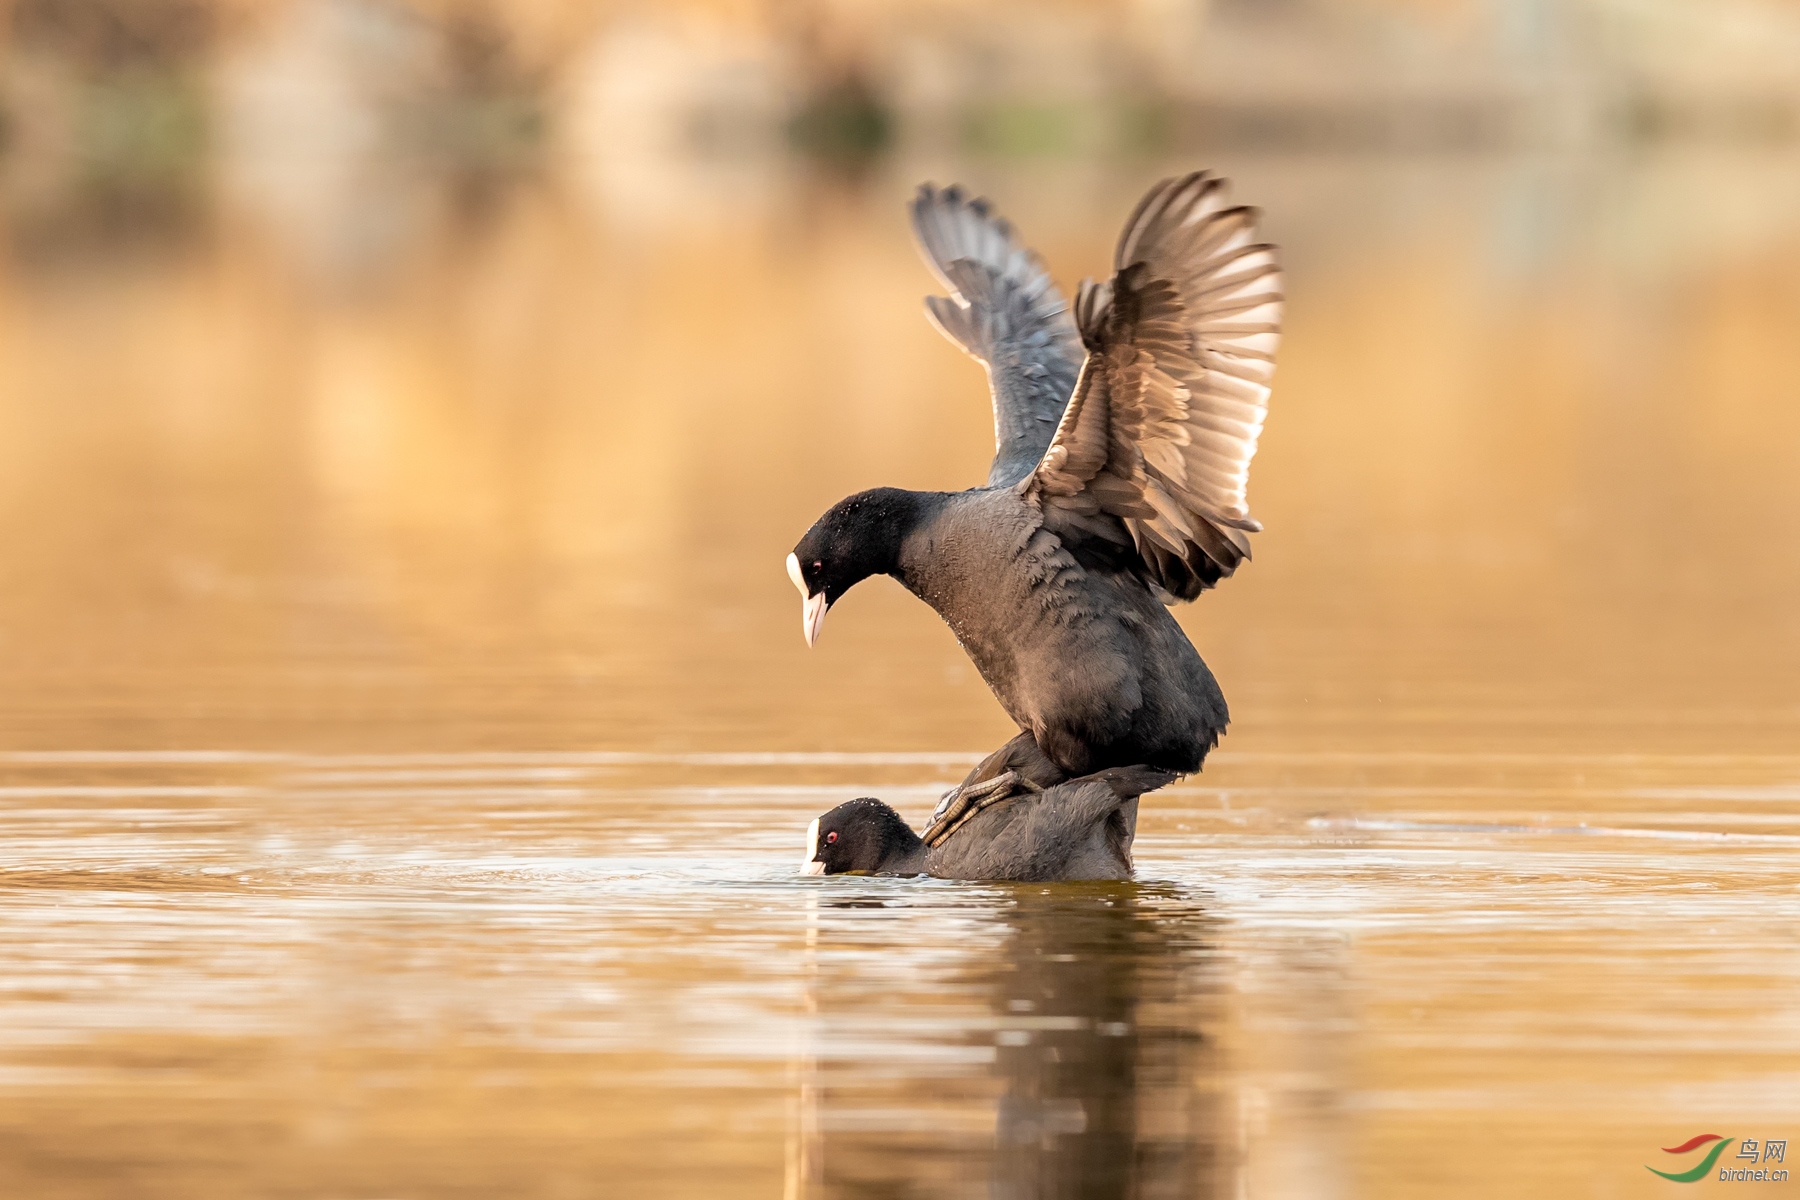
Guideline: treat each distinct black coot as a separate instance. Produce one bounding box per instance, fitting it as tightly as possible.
[802,765,1175,882]
[787,173,1282,777]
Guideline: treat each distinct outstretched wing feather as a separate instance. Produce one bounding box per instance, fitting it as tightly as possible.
[910,185,1085,488]
[1025,172,1283,600]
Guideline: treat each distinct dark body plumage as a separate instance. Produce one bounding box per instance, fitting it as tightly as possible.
[908,490,1228,774]
[789,173,1281,784]
[805,766,1173,882]
[803,486,1227,775]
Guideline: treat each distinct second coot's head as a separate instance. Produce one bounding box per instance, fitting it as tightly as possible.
[802,797,925,875]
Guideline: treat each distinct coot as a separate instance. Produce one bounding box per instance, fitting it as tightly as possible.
[787,173,1281,777]
[801,765,1175,882]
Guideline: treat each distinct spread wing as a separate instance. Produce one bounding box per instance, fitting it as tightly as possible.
[910,185,1084,488]
[1023,172,1282,601]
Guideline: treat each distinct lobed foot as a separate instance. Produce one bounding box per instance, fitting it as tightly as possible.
[921,769,1045,847]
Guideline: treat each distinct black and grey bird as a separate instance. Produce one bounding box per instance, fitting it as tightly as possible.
[801,765,1175,882]
[786,173,1282,779]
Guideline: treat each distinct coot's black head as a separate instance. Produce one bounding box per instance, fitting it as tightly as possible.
[802,797,924,875]
[787,488,922,647]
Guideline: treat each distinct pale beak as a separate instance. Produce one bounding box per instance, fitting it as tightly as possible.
[801,816,826,875]
[787,552,829,648]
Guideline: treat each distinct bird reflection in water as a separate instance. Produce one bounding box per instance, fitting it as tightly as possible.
[789,885,1229,1199]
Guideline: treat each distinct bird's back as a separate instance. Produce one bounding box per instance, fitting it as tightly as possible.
[925,789,1138,882]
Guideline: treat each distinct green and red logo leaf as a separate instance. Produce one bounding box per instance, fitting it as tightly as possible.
[1648,1134,1734,1183]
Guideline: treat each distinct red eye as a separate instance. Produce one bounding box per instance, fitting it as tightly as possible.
[825,831,838,844]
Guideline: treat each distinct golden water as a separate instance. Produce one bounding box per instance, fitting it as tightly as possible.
[0,146,1797,1197]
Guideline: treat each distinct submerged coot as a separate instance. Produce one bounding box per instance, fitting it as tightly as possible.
[801,765,1175,882]
[787,173,1283,777]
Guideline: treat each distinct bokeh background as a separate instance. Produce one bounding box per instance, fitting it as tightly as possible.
[0,0,1796,755]
[1,4,1799,1199]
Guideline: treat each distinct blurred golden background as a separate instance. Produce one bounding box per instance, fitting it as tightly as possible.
[0,0,1796,756]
